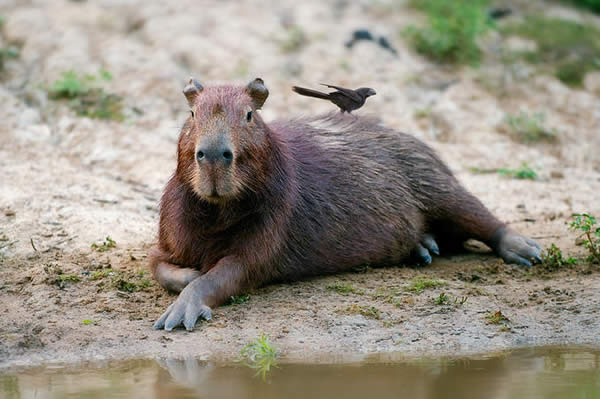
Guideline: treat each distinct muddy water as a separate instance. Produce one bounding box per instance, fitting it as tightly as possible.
[1,346,599,399]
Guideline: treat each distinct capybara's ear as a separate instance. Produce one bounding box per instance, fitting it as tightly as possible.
[246,78,269,109]
[183,78,204,107]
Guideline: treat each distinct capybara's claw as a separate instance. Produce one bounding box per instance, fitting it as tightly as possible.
[415,244,432,265]
[421,234,440,255]
[154,299,212,332]
[495,229,542,267]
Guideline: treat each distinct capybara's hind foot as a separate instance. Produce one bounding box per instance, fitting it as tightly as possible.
[414,234,440,266]
[493,228,542,267]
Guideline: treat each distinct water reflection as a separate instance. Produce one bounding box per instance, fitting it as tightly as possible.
[1,346,599,399]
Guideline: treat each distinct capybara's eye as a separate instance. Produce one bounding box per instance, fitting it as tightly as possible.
[196,150,205,161]
[246,111,253,122]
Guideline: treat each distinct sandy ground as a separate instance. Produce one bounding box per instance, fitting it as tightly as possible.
[1,0,599,368]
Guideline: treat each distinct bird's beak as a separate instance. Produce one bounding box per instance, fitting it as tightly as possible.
[369,89,376,96]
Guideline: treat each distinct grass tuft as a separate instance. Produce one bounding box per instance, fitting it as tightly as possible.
[240,334,279,380]
[47,71,124,121]
[485,310,509,325]
[502,112,558,144]
[227,294,251,305]
[497,163,538,180]
[338,304,381,319]
[406,277,445,293]
[500,16,600,86]
[541,243,577,270]
[326,282,365,295]
[91,236,116,252]
[404,0,493,64]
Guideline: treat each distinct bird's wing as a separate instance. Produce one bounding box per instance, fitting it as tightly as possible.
[320,83,362,102]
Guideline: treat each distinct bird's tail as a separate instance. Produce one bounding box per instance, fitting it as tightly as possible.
[292,86,330,100]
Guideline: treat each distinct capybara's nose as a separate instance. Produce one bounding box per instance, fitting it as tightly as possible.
[196,146,233,165]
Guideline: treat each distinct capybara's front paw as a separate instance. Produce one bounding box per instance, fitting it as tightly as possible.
[153,284,212,331]
[494,229,542,267]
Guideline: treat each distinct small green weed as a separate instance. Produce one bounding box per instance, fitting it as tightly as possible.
[91,269,113,280]
[570,213,600,264]
[433,292,468,306]
[404,0,493,64]
[433,292,449,305]
[541,243,578,270]
[338,304,381,319]
[455,296,469,305]
[503,112,558,143]
[91,236,116,252]
[485,310,509,325]
[82,319,98,325]
[497,163,538,180]
[326,282,365,295]
[90,267,152,292]
[114,277,151,293]
[227,294,251,305]
[406,277,445,293]
[240,334,279,380]
[57,274,81,283]
[47,71,124,121]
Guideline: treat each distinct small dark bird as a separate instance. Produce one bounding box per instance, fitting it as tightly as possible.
[292,83,376,113]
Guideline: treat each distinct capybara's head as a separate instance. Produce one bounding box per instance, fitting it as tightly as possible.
[176,78,271,203]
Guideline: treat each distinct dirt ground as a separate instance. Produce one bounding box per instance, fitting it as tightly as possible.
[1,0,599,369]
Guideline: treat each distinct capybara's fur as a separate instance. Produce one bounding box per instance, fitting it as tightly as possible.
[150,79,539,331]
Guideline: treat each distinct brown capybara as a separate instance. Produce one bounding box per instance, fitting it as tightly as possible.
[151,78,542,331]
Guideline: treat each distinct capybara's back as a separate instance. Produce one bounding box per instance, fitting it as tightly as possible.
[151,78,542,331]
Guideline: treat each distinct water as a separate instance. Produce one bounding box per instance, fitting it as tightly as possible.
[1,346,599,399]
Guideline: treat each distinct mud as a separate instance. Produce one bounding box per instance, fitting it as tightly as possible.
[0,0,599,368]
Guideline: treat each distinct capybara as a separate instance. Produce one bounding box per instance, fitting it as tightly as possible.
[151,78,542,331]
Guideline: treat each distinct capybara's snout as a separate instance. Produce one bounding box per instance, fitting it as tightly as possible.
[196,137,234,167]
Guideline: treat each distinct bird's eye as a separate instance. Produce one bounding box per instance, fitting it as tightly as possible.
[246,111,253,122]
[190,110,195,118]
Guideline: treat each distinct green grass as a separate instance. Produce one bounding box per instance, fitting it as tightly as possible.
[240,334,279,380]
[497,163,538,180]
[82,319,98,325]
[57,274,81,283]
[91,236,116,252]
[485,310,509,324]
[433,292,468,306]
[433,292,449,305]
[570,213,600,264]
[500,16,600,86]
[227,294,251,305]
[90,267,152,292]
[404,0,493,64]
[91,269,113,280]
[47,70,124,121]
[338,304,381,319]
[406,277,445,293]
[541,243,578,270]
[503,112,558,143]
[326,282,365,295]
